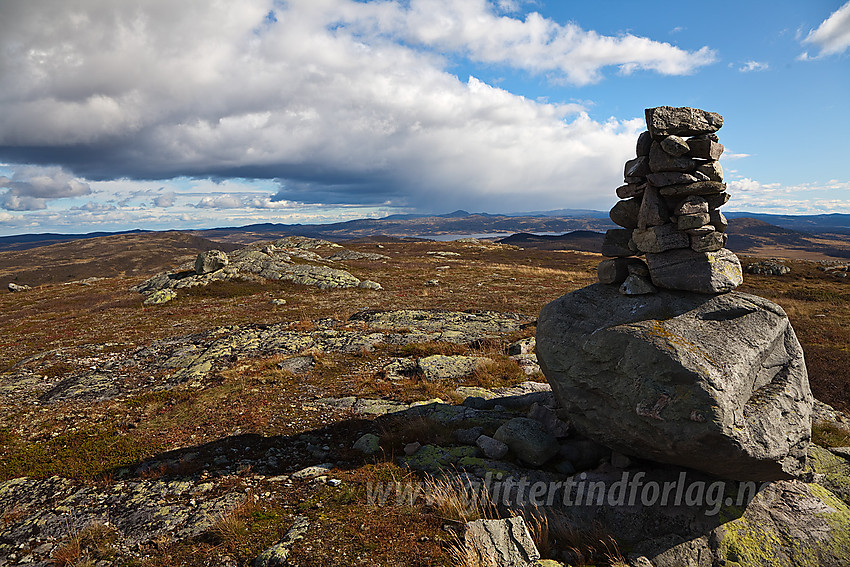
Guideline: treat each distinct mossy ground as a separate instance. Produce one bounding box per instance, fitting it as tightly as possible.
[0,240,848,565]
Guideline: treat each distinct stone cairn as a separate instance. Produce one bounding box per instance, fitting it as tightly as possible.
[536,106,812,482]
[598,106,743,295]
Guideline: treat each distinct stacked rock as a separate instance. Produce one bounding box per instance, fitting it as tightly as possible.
[598,106,743,294]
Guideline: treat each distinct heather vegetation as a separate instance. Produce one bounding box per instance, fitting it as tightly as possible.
[0,234,847,565]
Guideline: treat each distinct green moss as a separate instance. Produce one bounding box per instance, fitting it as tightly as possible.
[717,482,850,567]
[718,515,794,567]
[0,427,16,445]
[0,422,161,481]
[399,445,477,474]
[807,445,850,505]
[808,484,850,562]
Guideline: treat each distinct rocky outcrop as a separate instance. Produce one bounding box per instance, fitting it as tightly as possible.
[326,250,390,261]
[0,475,244,560]
[273,236,342,249]
[253,516,309,567]
[132,238,381,296]
[536,283,813,481]
[7,282,31,292]
[746,259,791,275]
[0,292,846,566]
[0,310,532,405]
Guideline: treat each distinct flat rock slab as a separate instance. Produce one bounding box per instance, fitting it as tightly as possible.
[536,283,813,481]
[418,355,488,380]
[463,517,540,567]
[646,106,723,138]
[351,309,529,343]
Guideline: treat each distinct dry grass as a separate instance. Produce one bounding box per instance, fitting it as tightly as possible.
[422,475,498,524]
[208,492,263,547]
[0,242,848,567]
[51,521,118,567]
[399,341,470,358]
[446,532,486,567]
[468,356,528,389]
[488,263,587,280]
[512,510,628,567]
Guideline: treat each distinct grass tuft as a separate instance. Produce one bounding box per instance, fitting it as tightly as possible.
[422,474,498,524]
[51,521,118,567]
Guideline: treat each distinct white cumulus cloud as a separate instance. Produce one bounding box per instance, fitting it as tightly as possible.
[738,60,769,72]
[152,191,176,208]
[0,165,91,210]
[377,0,716,85]
[195,194,246,209]
[800,1,850,58]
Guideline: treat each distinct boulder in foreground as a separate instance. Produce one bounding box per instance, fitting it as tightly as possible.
[536,283,812,481]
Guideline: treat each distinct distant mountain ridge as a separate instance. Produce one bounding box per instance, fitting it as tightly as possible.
[500,218,850,261]
[0,229,151,252]
[1,210,848,252]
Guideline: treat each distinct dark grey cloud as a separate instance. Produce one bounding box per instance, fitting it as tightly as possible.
[0,0,714,212]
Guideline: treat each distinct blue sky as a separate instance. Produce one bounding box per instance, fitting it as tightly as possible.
[0,0,848,235]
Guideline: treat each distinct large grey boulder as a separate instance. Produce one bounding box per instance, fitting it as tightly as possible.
[646,248,742,293]
[536,283,813,481]
[195,250,229,274]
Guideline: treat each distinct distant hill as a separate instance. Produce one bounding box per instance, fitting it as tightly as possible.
[725,212,850,235]
[0,232,239,289]
[189,213,616,244]
[497,231,604,252]
[495,218,850,261]
[726,218,850,260]
[2,209,849,258]
[0,229,151,252]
